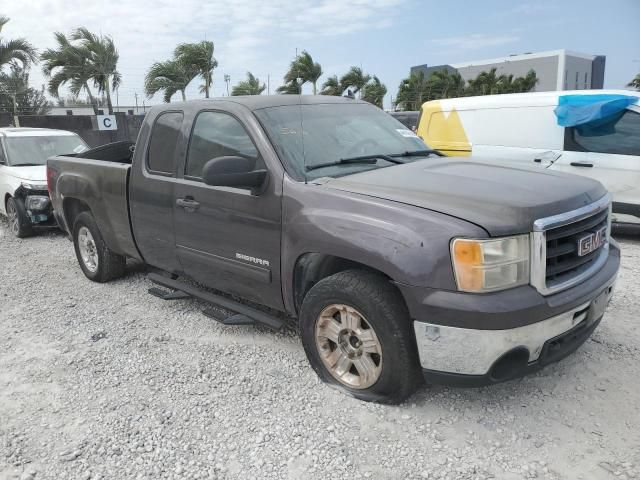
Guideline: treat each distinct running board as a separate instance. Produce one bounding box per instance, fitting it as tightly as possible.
[148,287,191,300]
[147,272,285,331]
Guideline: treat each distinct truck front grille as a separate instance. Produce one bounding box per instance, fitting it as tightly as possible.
[531,195,611,295]
[545,208,609,283]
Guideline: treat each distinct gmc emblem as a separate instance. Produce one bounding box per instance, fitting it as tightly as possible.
[577,226,607,257]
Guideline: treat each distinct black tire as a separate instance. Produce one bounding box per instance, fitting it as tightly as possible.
[72,211,126,282]
[6,197,33,238]
[300,269,422,404]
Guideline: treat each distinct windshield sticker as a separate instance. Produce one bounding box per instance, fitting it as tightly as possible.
[396,128,418,138]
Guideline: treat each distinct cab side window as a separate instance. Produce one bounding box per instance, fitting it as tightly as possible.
[185,111,263,180]
[565,110,640,156]
[0,141,6,165]
[147,111,184,175]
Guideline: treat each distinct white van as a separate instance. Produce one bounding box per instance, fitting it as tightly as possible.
[416,90,640,224]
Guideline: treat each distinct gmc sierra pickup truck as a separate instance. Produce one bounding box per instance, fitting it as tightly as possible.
[48,96,619,403]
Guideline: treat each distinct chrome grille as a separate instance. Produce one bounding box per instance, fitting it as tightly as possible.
[531,195,611,295]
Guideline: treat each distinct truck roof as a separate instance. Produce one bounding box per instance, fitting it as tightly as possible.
[148,95,367,114]
[0,127,79,138]
[423,89,640,111]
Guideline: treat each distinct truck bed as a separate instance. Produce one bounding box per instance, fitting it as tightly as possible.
[48,151,141,260]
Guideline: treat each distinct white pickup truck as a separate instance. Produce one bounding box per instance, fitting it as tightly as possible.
[0,127,88,237]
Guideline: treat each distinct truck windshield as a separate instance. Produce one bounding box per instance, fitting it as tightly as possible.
[5,135,88,166]
[254,103,433,180]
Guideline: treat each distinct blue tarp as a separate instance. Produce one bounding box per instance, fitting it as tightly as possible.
[554,94,638,127]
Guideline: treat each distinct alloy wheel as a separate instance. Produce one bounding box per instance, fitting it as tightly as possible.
[78,226,99,273]
[314,304,383,389]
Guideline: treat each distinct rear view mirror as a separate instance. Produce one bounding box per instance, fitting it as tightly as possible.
[202,156,267,193]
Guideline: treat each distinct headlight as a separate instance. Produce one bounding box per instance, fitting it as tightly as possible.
[25,195,50,211]
[21,182,48,191]
[451,235,530,293]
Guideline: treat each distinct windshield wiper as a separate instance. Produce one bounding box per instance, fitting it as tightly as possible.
[388,149,444,158]
[13,163,42,167]
[306,154,403,172]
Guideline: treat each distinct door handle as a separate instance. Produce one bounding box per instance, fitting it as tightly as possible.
[570,162,594,168]
[176,197,200,211]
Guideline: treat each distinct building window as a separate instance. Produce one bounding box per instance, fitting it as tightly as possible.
[575,71,579,89]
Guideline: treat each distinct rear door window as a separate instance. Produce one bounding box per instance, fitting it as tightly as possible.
[566,109,640,156]
[147,111,184,174]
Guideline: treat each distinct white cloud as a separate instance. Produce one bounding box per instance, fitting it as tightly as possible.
[1,0,404,105]
[432,33,520,51]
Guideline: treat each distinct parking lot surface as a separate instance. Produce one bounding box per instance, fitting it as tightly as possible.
[1,221,639,480]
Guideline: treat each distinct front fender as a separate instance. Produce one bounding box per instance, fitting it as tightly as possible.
[281,177,487,314]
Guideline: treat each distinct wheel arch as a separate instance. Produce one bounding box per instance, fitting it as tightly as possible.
[292,252,405,314]
[62,197,91,233]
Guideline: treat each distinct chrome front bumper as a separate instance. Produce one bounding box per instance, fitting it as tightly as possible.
[413,280,616,377]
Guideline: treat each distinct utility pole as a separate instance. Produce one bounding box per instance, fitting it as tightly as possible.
[224,75,230,96]
[134,93,139,114]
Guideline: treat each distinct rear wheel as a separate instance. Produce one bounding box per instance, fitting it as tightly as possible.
[300,270,422,404]
[6,197,33,238]
[73,212,126,282]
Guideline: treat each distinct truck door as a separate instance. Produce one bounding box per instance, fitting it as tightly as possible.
[129,110,185,274]
[173,109,283,310]
[550,107,640,222]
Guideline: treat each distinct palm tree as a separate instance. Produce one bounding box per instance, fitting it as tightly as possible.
[629,74,640,90]
[277,80,301,95]
[497,73,515,94]
[231,72,265,96]
[340,67,371,97]
[0,64,50,114]
[282,50,322,94]
[395,71,430,111]
[468,68,501,95]
[175,41,217,98]
[514,69,538,92]
[428,69,466,98]
[0,16,37,71]
[40,32,99,114]
[320,75,343,96]
[361,76,387,108]
[70,28,121,114]
[145,59,198,102]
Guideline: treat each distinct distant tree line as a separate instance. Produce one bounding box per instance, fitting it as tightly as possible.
[394,68,540,111]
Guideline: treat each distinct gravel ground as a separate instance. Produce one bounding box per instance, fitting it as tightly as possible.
[0,220,639,480]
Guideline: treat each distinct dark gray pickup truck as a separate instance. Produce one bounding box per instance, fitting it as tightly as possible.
[47,96,619,403]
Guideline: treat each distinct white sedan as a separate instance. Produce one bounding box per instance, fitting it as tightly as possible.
[0,127,88,237]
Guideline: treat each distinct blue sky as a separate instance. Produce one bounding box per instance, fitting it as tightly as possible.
[3,0,639,107]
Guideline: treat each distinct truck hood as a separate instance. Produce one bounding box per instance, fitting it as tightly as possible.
[322,158,607,236]
[3,165,47,182]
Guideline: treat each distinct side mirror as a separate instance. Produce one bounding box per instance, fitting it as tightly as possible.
[202,156,268,193]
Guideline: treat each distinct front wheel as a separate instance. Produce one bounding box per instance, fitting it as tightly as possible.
[6,197,33,238]
[300,270,422,404]
[73,211,126,282]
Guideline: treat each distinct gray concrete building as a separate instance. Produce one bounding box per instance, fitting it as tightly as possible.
[410,50,606,92]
